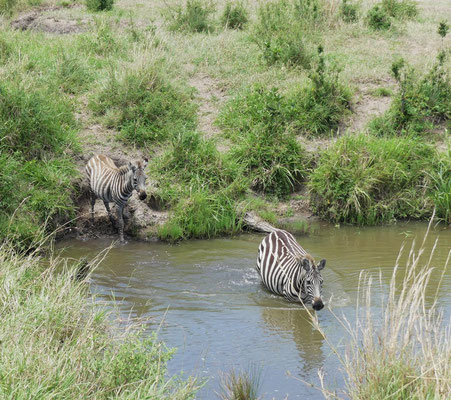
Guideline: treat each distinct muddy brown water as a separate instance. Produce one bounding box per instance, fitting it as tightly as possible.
[57,222,451,399]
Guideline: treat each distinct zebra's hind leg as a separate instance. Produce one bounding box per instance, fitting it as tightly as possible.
[117,205,125,243]
[103,201,116,229]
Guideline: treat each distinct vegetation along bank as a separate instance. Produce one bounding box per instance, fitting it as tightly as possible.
[0,0,449,247]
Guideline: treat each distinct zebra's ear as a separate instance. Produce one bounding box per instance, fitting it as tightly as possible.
[143,157,149,166]
[129,162,136,172]
[317,259,326,270]
[302,258,311,271]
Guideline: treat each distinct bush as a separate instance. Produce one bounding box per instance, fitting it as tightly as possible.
[0,0,18,16]
[286,48,352,135]
[369,52,450,136]
[165,0,216,33]
[152,131,246,240]
[340,0,359,23]
[91,65,196,145]
[367,5,392,30]
[221,1,248,30]
[309,134,439,225]
[381,0,417,19]
[367,0,417,30]
[86,0,114,12]
[0,83,77,160]
[219,86,309,197]
[252,0,322,67]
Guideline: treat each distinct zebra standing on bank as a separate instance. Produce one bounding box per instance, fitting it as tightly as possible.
[256,229,326,310]
[86,154,148,243]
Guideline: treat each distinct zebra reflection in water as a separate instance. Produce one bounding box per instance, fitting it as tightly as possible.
[257,229,326,310]
[86,154,148,243]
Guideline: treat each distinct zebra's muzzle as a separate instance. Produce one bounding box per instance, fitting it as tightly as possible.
[138,191,147,201]
[312,298,324,311]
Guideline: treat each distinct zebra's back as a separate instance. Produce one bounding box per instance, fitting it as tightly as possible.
[86,155,131,206]
[257,230,307,299]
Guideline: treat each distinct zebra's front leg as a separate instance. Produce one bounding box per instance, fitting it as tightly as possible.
[90,192,96,223]
[103,201,116,228]
[117,205,125,243]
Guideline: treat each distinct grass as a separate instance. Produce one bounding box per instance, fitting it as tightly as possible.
[151,130,247,240]
[218,366,262,400]
[313,221,451,399]
[0,240,200,398]
[163,0,216,33]
[369,49,451,137]
[309,133,442,225]
[91,61,197,146]
[221,1,248,30]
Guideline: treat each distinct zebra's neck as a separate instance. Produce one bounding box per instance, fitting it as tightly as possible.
[121,168,135,198]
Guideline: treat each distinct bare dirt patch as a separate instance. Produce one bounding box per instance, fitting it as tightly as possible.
[188,70,231,152]
[347,80,394,133]
[11,5,88,34]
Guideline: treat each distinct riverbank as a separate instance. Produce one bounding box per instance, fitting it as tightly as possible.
[0,0,449,247]
[0,240,200,398]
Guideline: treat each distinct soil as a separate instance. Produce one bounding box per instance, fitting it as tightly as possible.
[11,5,89,34]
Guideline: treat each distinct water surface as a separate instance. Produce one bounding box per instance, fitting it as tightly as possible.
[58,222,451,399]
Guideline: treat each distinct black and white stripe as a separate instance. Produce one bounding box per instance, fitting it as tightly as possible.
[86,154,148,242]
[257,230,326,310]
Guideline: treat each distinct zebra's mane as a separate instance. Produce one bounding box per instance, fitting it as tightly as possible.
[294,252,315,265]
[118,165,132,175]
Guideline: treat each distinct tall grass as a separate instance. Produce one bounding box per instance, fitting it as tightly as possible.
[164,0,216,33]
[314,220,451,399]
[91,61,196,146]
[370,51,450,137]
[218,365,262,400]
[219,86,309,197]
[151,130,246,240]
[0,241,200,398]
[251,0,323,67]
[309,134,440,225]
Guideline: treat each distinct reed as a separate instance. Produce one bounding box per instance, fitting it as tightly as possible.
[304,217,451,399]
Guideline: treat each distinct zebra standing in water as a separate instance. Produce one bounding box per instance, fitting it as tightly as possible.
[86,154,148,243]
[256,230,326,310]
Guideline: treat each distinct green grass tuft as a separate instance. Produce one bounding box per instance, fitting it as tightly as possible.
[86,0,114,12]
[91,64,196,145]
[221,1,249,30]
[164,0,216,33]
[309,134,440,225]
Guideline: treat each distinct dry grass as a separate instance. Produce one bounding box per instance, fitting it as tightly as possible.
[301,216,451,399]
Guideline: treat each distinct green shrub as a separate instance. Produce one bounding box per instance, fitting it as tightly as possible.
[153,131,246,240]
[340,0,359,23]
[221,1,248,30]
[219,86,309,197]
[158,190,239,241]
[369,53,450,136]
[367,5,392,30]
[0,155,78,248]
[309,134,439,225]
[91,65,196,145]
[86,0,114,12]
[381,0,417,19]
[0,83,77,160]
[0,0,18,15]
[252,0,322,67]
[286,48,352,135]
[165,0,216,33]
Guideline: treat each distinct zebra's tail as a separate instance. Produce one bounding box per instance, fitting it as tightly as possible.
[242,212,278,234]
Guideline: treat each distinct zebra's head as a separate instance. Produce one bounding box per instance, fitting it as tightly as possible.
[300,256,326,311]
[129,158,148,200]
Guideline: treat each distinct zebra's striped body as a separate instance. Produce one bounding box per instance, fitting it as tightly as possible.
[257,230,326,310]
[86,154,148,242]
